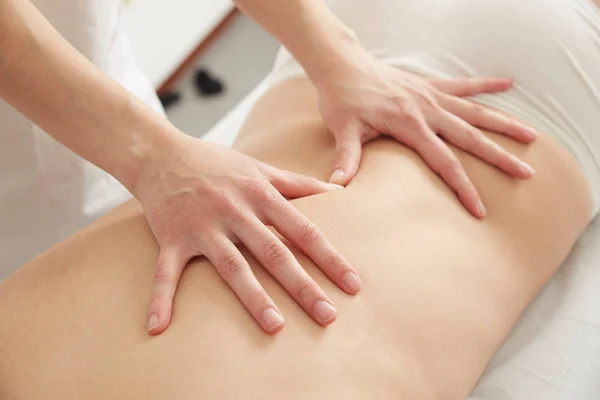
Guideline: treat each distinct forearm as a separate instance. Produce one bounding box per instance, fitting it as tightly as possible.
[233,0,362,86]
[0,0,179,191]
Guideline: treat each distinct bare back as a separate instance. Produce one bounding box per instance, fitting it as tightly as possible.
[0,80,591,399]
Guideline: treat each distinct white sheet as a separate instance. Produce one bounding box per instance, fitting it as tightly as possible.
[202,79,600,400]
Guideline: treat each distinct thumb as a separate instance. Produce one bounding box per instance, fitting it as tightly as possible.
[330,127,363,186]
[267,167,342,200]
[147,246,187,335]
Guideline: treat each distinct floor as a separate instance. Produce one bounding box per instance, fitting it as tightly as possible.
[166,13,280,138]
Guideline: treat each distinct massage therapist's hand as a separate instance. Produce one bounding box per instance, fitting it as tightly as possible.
[317,52,538,218]
[133,136,362,335]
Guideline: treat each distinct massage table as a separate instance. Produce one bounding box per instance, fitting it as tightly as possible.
[201,77,600,400]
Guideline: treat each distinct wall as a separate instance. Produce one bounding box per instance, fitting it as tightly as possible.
[123,0,234,88]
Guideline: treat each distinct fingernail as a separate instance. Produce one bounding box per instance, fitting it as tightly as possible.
[526,127,539,138]
[329,183,345,190]
[329,169,345,185]
[476,200,487,217]
[147,314,159,332]
[520,161,535,176]
[263,308,284,331]
[315,301,337,323]
[343,272,362,293]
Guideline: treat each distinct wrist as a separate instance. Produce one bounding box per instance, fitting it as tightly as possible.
[117,119,186,198]
[305,34,368,89]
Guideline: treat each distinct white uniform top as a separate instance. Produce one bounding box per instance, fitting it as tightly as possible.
[0,0,164,278]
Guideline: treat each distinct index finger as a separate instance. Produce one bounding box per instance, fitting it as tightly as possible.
[263,200,362,295]
[148,246,188,335]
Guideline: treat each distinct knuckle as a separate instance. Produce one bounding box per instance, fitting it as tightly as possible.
[153,265,174,286]
[217,252,246,279]
[326,251,346,272]
[226,204,246,222]
[241,177,268,195]
[497,146,516,165]
[243,178,277,206]
[415,90,438,108]
[213,190,237,214]
[396,106,421,130]
[488,139,504,154]
[406,113,422,128]
[155,225,179,244]
[362,128,379,142]
[220,199,246,224]
[469,103,487,117]
[258,190,279,207]
[263,241,290,268]
[441,152,462,172]
[299,222,321,243]
[463,127,482,149]
[297,281,317,300]
[390,95,408,107]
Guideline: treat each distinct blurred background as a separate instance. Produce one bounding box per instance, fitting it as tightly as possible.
[123,0,280,137]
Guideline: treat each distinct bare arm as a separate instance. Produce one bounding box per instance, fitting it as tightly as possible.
[0,0,359,335]
[233,0,360,86]
[0,0,170,190]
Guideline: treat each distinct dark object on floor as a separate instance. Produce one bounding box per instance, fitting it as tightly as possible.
[158,91,182,109]
[194,68,225,96]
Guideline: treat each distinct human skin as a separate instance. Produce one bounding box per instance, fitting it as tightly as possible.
[0,0,537,334]
[0,79,591,399]
[0,0,355,334]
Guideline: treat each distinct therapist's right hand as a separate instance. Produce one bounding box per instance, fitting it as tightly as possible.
[133,135,362,335]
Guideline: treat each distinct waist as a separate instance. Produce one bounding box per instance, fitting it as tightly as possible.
[0,201,531,399]
[0,85,592,399]
[0,123,590,399]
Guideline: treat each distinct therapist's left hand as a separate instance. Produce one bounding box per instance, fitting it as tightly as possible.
[133,135,361,335]
[316,50,538,218]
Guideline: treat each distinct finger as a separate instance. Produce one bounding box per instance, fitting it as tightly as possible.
[265,166,342,200]
[147,246,189,335]
[429,77,513,97]
[415,129,486,218]
[435,110,535,179]
[330,124,364,186]
[263,199,361,295]
[439,94,538,143]
[234,214,338,326]
[203,235,285,334]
